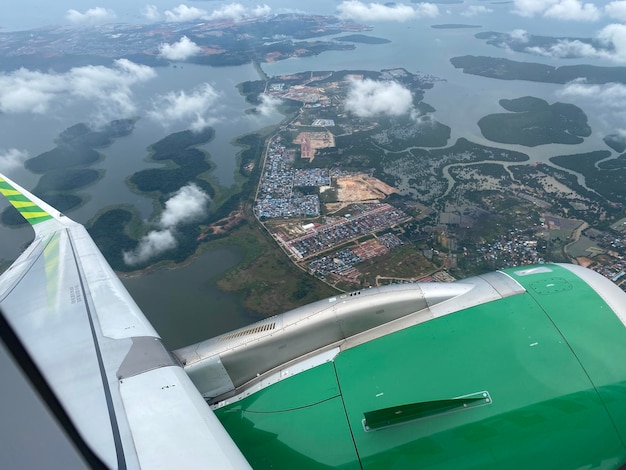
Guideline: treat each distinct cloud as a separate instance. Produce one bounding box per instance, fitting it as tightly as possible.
[142,4,161,21]
[207,3,271,21]
[66,7,116,24]
[526,39,605,58]
[0,59,156,120]
[123,230,177,265]
[558,79,626,108]
[510,29,530,43]
[256,94,283,117]
[148,83,222,131]
[0,149,28,171]
[164,3,270,23]
[544,0,601,21]
[158,36,202,61]
[606,1,626,21]
[337,1,438,22]
[462,5,493,16]
[159,183,210,228]
[513,0,600,20]
[598,23,626,62]
[525,24,626,62]
[123,184,210,265]
[164,4,208,22]
[345,78,413,118]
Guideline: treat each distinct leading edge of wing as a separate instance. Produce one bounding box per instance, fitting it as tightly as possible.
[0,173,251,469]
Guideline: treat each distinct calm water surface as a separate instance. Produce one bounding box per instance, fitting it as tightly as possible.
[0,5,620,344]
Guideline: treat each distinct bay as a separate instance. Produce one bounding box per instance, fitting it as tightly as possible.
[121,246,254,349]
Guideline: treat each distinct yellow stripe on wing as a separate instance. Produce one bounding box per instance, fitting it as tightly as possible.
[0,177,53,225]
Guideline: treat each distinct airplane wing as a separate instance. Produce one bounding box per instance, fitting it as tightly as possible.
[0,173,251,469]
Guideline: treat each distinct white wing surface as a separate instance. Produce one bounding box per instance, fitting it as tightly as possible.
[0,173,250,469]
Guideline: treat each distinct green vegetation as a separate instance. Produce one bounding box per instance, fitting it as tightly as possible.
[598,154,626,170]
[335,35,391,44]
[150,128,214,157]
[239,80,266,105]
[478,96,591,146]
[129,129,215,195]
[35,169,102,193]
[1,119,137,227]
[88,208,137,271]
[356,244,435,286]
[215,223,337,316]
[551,151,626,204]
[451,55,626,84]
[25,119,134,173]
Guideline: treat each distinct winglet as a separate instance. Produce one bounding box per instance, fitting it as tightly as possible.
[0,173,68,235]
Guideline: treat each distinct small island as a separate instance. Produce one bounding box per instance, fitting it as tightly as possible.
[335,34,390,44]
[451,55,626,84]
[475,31,605,59]
[478,96,591,147]
[1,119,135,227]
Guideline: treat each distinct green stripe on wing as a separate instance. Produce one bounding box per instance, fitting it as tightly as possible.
[0,177,53,224]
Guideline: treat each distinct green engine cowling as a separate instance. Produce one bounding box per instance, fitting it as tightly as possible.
[213,264,626,469]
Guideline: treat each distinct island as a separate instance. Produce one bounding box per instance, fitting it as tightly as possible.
[1,119,135,226]
[478,96,591,146]
[450,55,626,84]
[0,14,370,72]
[475,31,607,59]
[335,34,390,44]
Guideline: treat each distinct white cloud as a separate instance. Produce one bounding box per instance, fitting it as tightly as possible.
[66,7,116,24]
[0,149,28,171]
[123,230,177,265]
[345,78,413,118]
[0,59,156,120]
[148,83,222,131]
[606,1,626,21]
[512,0,555,17]
[158,36,202,61]
[544,0,601,21]
[123,184,210,265]
[462,5,493,17]
[523,24,626,62]
[526,39,605,58]
[159,183,210,228]
[558,80,626,108]
[164,3,270,23]
[598,23,626,62]
[510,29,530,43]
[164,4,208,22]
[513,0,600,20]
[207,3,271,21]
[337,1,438,22]
[142,4,161,21]
[257,94,283,117]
